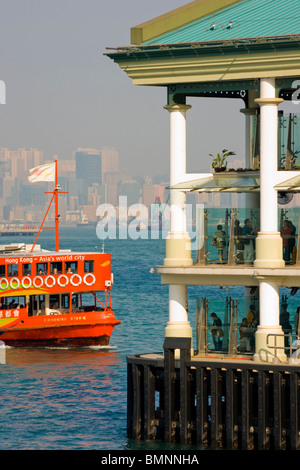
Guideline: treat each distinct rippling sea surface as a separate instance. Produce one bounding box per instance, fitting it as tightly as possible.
[0,227,183,450]
[0,227,294,451]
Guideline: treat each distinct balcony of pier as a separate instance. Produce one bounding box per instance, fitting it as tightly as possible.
[194,207,299,267]
[194,291,300,363]
[158,205,300,286]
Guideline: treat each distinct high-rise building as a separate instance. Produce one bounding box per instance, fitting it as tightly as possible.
[0,148,44,180]
[59,160,75,178]
[101,147,120,205]
[143,183,165,207]
[101,146,119,178]
[74,148,102,185]
[119,180,141,206]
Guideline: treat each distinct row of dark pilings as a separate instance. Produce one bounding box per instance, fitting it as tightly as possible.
[127,337,300,450]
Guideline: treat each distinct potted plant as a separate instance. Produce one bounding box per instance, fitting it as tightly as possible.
[210,149,236,172]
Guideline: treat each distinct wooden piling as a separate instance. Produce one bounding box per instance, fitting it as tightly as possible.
[127,339,300,450]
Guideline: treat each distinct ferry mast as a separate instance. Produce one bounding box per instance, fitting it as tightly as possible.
[30,160,68,252]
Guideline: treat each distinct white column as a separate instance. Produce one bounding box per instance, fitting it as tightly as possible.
[254,78,284,268]
[253,78,286,363]
[259,281,280,327]
[164,104,193,267]
[168,285,189,324]
[260,80,279,232]
[254,280,286,363]
[169,106,187,234]
[164,103,192,342]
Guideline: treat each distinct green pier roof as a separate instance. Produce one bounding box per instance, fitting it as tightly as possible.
[107,0,300,87]
[141,0,300,45]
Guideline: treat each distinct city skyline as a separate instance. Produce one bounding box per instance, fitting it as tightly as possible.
[0,0,248,178]
[0,144,172,225]
[1,142,300,228]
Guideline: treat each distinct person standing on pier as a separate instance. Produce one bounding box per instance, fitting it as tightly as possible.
[287,220,296,263]
[280,219,292,263]
[210,313,224,351]
[234,219,244,264]
[246,304,258,327]
[213,225,226,263]
[242,219,256,264]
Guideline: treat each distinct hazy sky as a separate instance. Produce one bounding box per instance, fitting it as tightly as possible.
[0,0,247,177]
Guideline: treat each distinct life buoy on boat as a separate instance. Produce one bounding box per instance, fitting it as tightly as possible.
[33,276,44,288]
[0,278,9,290]
[70,274,82,286]
[21,277,32,289]
[45,275,56,288]
[57,274,69,287]
[10,277,20,289]
[83,273,96,286]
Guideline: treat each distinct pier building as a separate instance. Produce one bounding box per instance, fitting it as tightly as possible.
[107,0,300,449]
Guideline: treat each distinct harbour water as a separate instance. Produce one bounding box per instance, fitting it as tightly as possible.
[0,227,177,451]
[0,226,296,451]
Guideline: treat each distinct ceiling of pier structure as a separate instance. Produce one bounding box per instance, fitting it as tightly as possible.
[106,0,300,92]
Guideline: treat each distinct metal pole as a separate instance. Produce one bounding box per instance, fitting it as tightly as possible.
[55,159,59,252]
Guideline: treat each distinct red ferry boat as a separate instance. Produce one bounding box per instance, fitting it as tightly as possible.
[0,161,120,347]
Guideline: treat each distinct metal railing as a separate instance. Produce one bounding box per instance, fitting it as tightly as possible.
[266,333,300,363]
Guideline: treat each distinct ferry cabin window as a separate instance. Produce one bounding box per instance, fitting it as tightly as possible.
[72,293,79,308]
[28,295,69,316]
[7,264,18,277]
[65,261,77,274]
[29,295,45,316]
[72,293,82,312]
[1,296,26,309]
[22,263,31,276]
[51,262,62,275]
[0,266,5,278]
[37,263,48,275]
[50,294,60,309]
[84,260,94,273]
[62,294,69,309]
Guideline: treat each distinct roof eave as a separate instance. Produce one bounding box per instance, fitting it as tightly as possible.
[106,34,300,63]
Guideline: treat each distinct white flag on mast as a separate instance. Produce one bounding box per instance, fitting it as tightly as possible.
[28,162,55,183]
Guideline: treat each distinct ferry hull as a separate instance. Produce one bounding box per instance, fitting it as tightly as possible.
[0,321,120,347]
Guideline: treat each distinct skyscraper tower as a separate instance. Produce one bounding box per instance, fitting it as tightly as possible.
[75,148,102,185]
